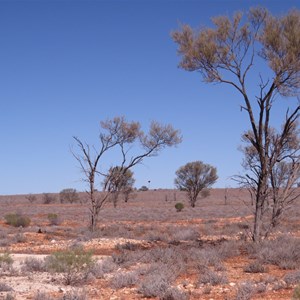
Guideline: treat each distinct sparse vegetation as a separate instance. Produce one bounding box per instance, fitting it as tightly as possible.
[0,188,299,298]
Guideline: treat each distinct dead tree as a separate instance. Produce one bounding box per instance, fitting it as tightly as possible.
[72,116,181,231]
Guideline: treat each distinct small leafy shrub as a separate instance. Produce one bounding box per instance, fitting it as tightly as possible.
[243,260,268,273]
[4,213,31,227]
[47,213,60,226]
[0,253,13,268]
[44,246,94,285]
[175,202,184,212]
[293,285,300,300]
[235,281,256,300]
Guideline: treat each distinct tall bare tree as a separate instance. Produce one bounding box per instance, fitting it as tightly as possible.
[173,8,300,241]
[175,161,218,207]
[72,116,182,231]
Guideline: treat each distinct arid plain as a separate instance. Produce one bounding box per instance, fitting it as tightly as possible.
[0,189,299,300]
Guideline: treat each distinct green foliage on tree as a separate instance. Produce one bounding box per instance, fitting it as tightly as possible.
[173,7,300,241]
[175,161,217,207]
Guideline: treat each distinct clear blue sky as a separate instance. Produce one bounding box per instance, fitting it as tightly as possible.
[0,0,299,195]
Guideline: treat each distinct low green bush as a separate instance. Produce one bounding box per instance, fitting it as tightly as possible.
[44,246,94,285]
[4,213,31,227]
[47,213,60,226]
[293,285,300,300]
[175,202,184,212]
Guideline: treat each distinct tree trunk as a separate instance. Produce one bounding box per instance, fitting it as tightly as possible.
[89,176,97,232]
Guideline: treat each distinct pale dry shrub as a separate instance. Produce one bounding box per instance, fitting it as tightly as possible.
[110,271,139,289]
[216,240,240,259]
[248,235,300,270]
[243,260,268,273]
[33,292,52,300]
[235,281,256,300]
[22,257,45,272]
[137,272,170,298]
[283,270,300,286]
[161,286,189,300]
[0,282,13,291]
[198,268,228,286]
[88,258,117,279]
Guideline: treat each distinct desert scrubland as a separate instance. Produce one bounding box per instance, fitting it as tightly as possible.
[0,188,299,300]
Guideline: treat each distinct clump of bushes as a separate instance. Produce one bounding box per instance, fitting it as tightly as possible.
[175,202,184,212]
[246,235,300,270]
[139,185,148,191]
[4,213,30,228]
[59,188,79,204]
[43,193,56,204]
